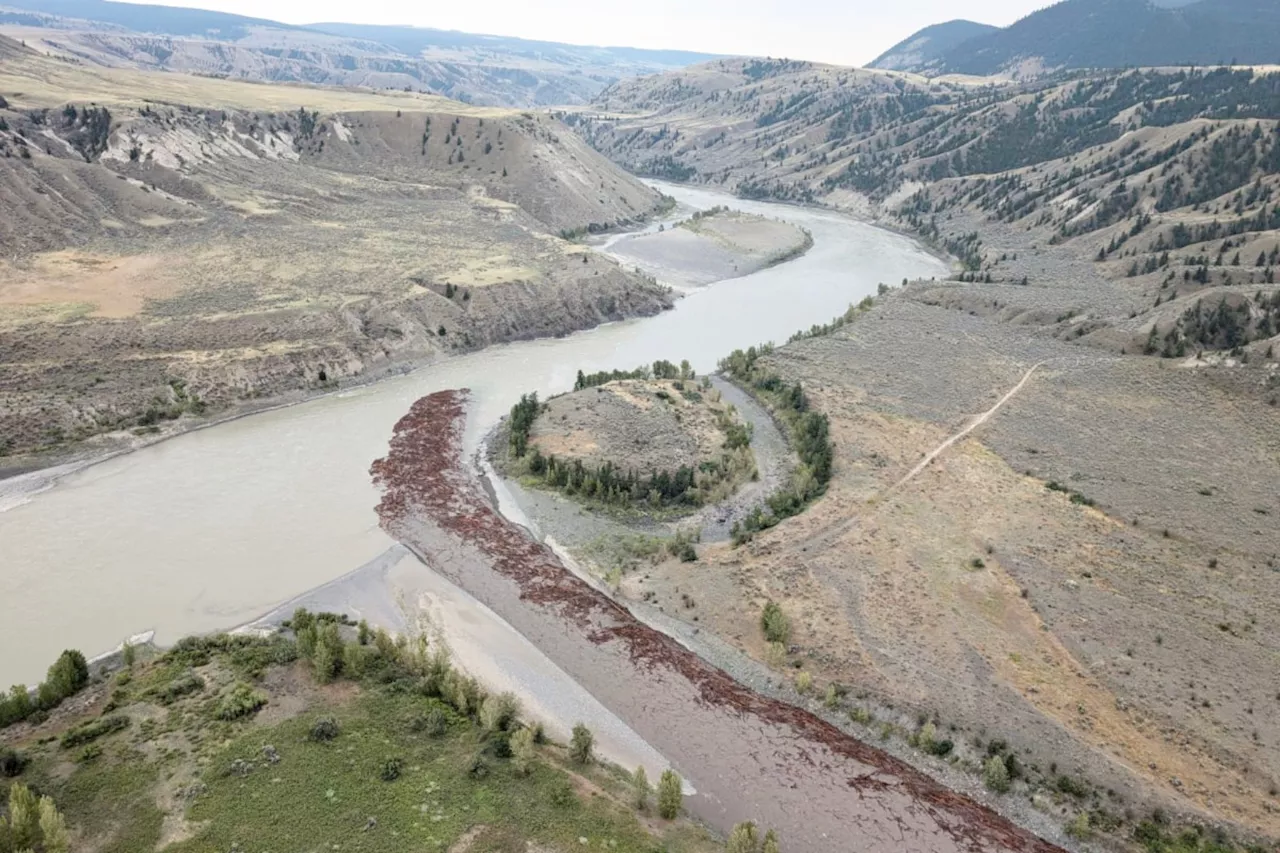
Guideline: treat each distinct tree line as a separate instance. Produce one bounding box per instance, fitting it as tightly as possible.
[0,650,90,729]
[719,344,833,544]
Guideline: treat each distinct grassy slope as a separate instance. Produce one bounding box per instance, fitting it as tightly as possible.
[2,637,718,853]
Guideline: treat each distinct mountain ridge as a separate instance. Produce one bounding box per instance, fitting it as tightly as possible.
[872,0,1280,77]
[867,19,998,72]
[0,0,723,105]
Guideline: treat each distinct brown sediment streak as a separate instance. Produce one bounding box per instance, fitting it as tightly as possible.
[372,390,1066,853]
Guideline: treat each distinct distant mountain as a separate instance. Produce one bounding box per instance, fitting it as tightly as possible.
[867,20,997,72]
[0,0,722,106]
[875,0,1280,77]
[308,22,719,70]
[0,0,304,39]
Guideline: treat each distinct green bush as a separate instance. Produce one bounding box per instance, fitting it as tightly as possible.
[1,649,90,729]
[308,716,340,742]
[511,727,536,776]
[983,755,1011,793]
[311,623,344,684]
[466,753,489,779]
[479,692,520,733]
[549,778,576,808]
[215,683,267,721]
[761,601,791,644]
[379,756,404,781]
[726,822,758,853]
[1056,774,1090,799]
[569,723,594,765]
[0,746,28,777]
[152,671,204,704]
[420,707,448,737]
[60,714,129,748]
[657,769,683,819]
[630,765,649,811]
[762,829,781,853]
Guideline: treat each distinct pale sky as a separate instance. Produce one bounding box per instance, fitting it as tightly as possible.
[136,0,1054,67]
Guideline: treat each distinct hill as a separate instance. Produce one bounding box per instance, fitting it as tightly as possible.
[0,35,673,462]
[888,0,1280,77]
[867,19,998,73]
[571,57,1280,849]
[0,0,721,106]
[0,619,723,852]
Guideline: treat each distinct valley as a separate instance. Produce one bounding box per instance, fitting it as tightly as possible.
[3,3,1280,852]
[532,50,1280,853]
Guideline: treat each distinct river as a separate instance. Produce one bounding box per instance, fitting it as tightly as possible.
[0,182,946,689]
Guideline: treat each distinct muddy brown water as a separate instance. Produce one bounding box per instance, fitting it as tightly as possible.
[0,182,945,687]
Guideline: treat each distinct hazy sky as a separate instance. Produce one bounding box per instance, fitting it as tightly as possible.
[137,0,1053,66]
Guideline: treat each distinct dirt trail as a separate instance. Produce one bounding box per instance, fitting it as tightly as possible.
[370,389,1068,853]
[888,362,1044,494]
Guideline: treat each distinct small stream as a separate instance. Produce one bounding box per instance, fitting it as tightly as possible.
[0,181,947,688]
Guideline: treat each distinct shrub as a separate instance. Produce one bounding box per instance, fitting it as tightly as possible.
[569,722,594,765]
[122,641,136,668]
[60,714,129,748]
[795,671,812,694]
[726,822,758,853]
[215,683,267,721]
[485,730,513,759]
[823,684,839,709]
[311,623,344,683]
[762,829,781,853]
[0,746,28,777]
[657,769,683,819]
[761,601,791,644]
[511,727,536,776]
[631,765,650,811]
[928,738,954,757]
[0,684,33,727]
[446,672,484,717]
[1065,812,1092,839]
[45,650,89,703]
[1055,774,1090,799]
[983,755,1011,793]
[421,707,448,737]
[341,642,380,679]
[152,671,204,704]
[1,650,90,729]
[309,716,340,742]
[479,692,520,733]
[467,753,489,779]
[549,778,576,807]
[380,756,404,781]
[3,783,70,853]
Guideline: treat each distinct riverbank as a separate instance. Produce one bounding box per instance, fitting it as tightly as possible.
[368,387,1068,852]
[0,179,946,695]
[606,208,814,289]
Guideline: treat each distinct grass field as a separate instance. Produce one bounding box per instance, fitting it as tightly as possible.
[1,623,719,853]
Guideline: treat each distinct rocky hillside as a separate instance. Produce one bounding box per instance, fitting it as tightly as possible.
[583,60,1280,360]
[0,0,719,106]
[0,36,672,462]
[570,57,1280,849]
[869,0,1280,77]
